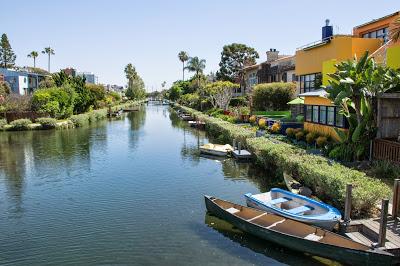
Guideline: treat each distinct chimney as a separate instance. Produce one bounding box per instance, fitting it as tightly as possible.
[322,19,333,40]
[266,48,279,62]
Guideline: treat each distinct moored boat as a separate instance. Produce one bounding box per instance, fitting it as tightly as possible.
[245,188,341,230]
[204,195,394,266]
[199,143,233,157]
[283,171,301,194]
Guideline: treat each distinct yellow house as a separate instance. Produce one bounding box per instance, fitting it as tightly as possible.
[295,12,399,141]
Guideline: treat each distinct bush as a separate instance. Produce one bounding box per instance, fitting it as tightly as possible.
[227,116,237,124]
[249,115,256,124]
[246,137,391,216]
[70,114,89,127]
[258,118,266,129]
[328,144,354,162]
[179,93,200,109]
[239,106,250,115]
[2,94,32,112]
[36,117,58,129]
[9,118,31,131]
[370,160,400,180]
[0,118,7,129]
[252,82,296,111]
[286,128,295,138]
[296,115,304,122]
[270,122,281,134]
[316,136,328,147]
[306,132,318,144]
[32,85,75,118]
[230,96,247,107]
[295,131,304,141]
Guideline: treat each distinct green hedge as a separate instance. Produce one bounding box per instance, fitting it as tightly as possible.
[246,137,390,216]
[9,118,32,131]
[252,82,296,111]
[177,103,391,217]
[36,117,58,129]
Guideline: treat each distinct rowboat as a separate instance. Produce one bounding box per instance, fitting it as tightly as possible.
[199,143,234,157]
[283,172,301,194]
[245,188,341,230]
[205,195,394,265]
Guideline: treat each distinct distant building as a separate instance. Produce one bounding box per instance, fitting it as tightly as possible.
[63,67,76,77]
[76,72,98,84]
[0,68,48,95]
[104,84,124,92]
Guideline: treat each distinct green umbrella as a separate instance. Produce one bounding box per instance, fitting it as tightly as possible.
[287,97,304,105]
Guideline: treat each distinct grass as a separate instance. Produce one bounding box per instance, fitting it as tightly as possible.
[253,110,291,119]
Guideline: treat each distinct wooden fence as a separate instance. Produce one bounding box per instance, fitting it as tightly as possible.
[373,139,400,163]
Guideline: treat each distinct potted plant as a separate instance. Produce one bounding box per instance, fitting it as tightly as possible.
[239,106,250,122]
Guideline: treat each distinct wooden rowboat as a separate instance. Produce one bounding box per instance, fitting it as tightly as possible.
[204,195,394,265]
[245,188,341,230]
[199,143,234,157]
[283,172,301,194]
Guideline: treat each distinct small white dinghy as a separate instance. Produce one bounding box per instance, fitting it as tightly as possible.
[199,143,234,157]
[245,188,341,230]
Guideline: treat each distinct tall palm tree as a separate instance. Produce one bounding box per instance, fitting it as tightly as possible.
[389,16,400,43]
[185,56,206,88]
[27,51,39,68]
[178,51,189,81]
[42,47,55,72]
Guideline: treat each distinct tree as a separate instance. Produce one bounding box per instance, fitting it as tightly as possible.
[390,15,400,43]
[42,47,55,72]
[205,81,239,110]
[0,81,11,96]
[27,51,39,68]
[0,34,16,68]
[326,51,400,159]
[216,43,259,82]
[124,63,146,100]
[185,56,206,88]
[178,51,189,81]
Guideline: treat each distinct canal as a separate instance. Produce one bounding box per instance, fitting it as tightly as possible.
[0,104,336,265]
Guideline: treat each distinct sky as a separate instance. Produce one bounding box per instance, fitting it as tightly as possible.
[1,1,398,91]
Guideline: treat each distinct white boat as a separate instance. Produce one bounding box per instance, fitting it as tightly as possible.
[245,188,341,230]
[199,143,234,157]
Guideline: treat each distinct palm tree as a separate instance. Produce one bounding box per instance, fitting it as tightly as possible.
[42,47,55,72]
[389,16,400,43]
[27,51,39,68]
[185,56,206,88]
[178,51,189,81]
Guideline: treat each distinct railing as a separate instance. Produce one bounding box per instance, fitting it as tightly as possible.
[373,138,400,163]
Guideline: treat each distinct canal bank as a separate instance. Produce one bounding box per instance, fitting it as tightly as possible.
[0,104,328,265]
[175,104,391,218]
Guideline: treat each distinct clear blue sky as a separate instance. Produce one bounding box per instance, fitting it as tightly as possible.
[1,0,398,91]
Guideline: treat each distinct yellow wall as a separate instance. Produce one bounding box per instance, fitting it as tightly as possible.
[322,59,337,86]
[303,96,334,106]
[296,36,382,76]
[387,45,400,70]
[304,122,346,142]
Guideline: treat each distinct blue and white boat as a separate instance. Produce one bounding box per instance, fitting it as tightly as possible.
[245,188,341,230]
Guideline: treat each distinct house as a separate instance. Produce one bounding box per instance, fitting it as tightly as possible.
[76,72,98,84]
[241,49,296,96]
[0,68,48,95]
[63,67,76,77]
[295,19,384,140]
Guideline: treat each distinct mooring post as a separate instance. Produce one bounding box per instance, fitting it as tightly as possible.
[344,184,352,223]
[238,142,241,154]
[233,140,236,150]
[392,179,400,218]
[378,199,389,247]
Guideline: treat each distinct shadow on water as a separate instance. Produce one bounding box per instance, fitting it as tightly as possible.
[201,212,341,266]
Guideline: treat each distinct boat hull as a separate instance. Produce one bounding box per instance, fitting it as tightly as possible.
[199,148,228,157]
[205,196,394,266]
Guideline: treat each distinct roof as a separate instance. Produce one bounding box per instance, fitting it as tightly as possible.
[353,11,399,29]
[298,89,328,97]
[242,64,260,71]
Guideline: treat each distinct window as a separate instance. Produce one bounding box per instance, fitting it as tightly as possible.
[299,73,320,93]
[306,106,312,121]
[336,109,344,127]
[362,27,389,43]
[327,107,335,125]
[319,106,326,124]
[312,106,319,123]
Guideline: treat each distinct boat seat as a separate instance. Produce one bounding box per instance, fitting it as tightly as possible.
[287,205,313,215]
[269,197,291,205]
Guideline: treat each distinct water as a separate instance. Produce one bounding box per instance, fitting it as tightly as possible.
[0,105,336,265]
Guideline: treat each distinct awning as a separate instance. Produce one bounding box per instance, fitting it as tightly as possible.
[287,97,304,105]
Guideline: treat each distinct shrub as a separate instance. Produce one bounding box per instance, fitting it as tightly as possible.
[286,128,295,138]
[328,144,354,162]
[32,85,75,118]
[296,115,304,122]
[246,137,391,216]
[294,128,303,134]
[295,131,304,141]
[249,115,256,124]
[0,118,7,129]
[230,96,247,107]
[9,118,31,130]
[370,160,400,180]
[227,116,237,124]
[179,93,200,109]
[239,106,250,115]
[258,118,266,129]
[36,117,58,129]
[2,94,32,112]
[306,132,318,144]
[252,82,296,111]
[270,122,281,134]
[316,136,328,147]
[70,114,89,127]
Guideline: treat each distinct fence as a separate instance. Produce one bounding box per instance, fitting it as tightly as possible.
[0,111,49,123]
[373,138,400,163]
